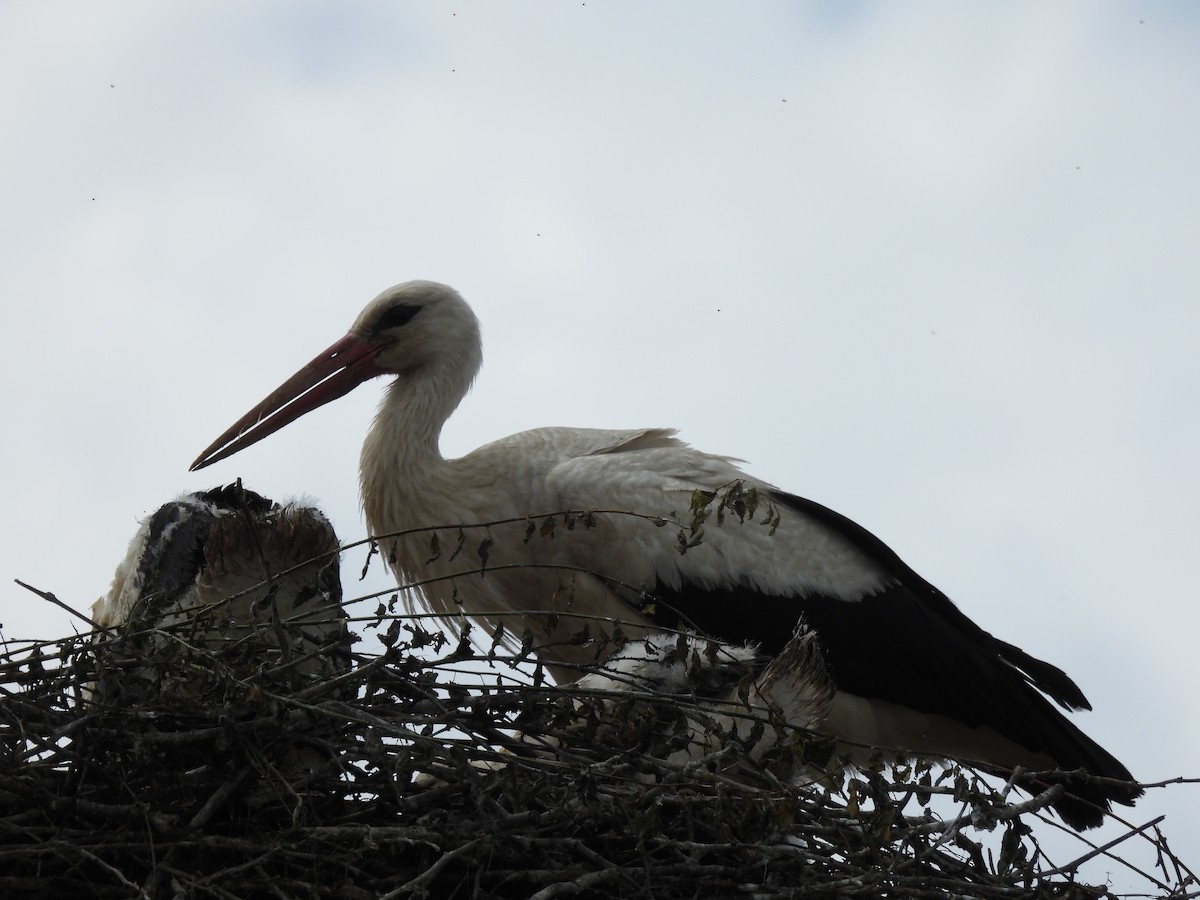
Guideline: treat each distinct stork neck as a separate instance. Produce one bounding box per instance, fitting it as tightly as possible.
[366,373,457,473]
[359,360,474,538]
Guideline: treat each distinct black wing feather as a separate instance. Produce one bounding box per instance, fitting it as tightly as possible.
[776,492,1091,711]
[638,490,1141,828]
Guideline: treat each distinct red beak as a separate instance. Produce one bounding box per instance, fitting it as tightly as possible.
[190,332,386,471]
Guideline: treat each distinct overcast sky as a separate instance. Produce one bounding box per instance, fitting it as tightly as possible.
[2,1,1196,881]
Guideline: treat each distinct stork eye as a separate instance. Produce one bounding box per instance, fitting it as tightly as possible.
[376,303,422,330]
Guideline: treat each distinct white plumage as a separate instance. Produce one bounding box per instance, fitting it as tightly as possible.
[92,484,349,705]
[191,279,1139,829]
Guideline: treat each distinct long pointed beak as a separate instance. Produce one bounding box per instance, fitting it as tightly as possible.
[190,333,386,471]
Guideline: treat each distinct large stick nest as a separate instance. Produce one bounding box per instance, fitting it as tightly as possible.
[1,580,1193,900]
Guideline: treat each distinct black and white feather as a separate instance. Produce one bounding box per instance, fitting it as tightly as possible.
[92,484,349,705]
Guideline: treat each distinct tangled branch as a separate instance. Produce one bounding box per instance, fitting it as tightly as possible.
[1,559,1193,899]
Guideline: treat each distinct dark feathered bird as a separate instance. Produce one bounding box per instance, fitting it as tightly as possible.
[92,484,349,706]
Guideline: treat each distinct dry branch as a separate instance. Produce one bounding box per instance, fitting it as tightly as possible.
[1,576,1193,900]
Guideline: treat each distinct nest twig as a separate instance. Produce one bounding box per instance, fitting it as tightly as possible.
[0,580,1193,900]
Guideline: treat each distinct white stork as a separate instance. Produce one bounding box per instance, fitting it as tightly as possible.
[190,280,1140,829]
[93,484,350,705]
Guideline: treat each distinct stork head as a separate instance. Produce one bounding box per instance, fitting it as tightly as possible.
[350,280,482,380]
[190,280,481,471]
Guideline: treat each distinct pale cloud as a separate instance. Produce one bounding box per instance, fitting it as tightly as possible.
[2,2,1195,878]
